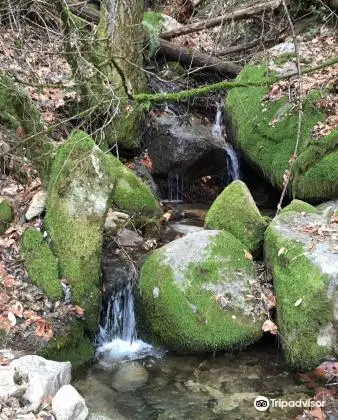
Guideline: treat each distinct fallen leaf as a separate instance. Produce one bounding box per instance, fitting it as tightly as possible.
[278,247,287,256]
[7,311,16,326]
[68,305,85,316]
[294,298,303,307]
[244,250,253,260]
[262,319,278,335]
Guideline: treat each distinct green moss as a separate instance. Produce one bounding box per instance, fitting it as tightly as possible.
[138,231,263,353]
[45,130,160,331]
[226,64,338,201]
[205,180,268,255]
[0,199,13,234]
[39,320,93,367]
[0,329,10,347]
[280,199,318,215]
[0,72,54,184]
[112,161,162,218]
[265,215,333,370]
[45,131,113,331]
[21,228,62,301]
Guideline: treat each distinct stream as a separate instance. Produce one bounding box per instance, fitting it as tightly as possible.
[73,107,313,420]
[74,205,313,420]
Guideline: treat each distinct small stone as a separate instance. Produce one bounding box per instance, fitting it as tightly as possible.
[111,362,149,392]
[117,228,143,247]
[52,384,88,420]
[25,190,47,221]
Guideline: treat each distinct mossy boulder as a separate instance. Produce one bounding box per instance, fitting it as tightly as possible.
[205,181,268,256]
[45,131,116,332]
[280,199,318,215]
[45,130,160,331]
[39,319,93,368]
[265,212,338,370]
[21,228,62,301]
[113,160,162,218]
[226,63,338,202]
[138,230,266,353]
[0,198,13,234]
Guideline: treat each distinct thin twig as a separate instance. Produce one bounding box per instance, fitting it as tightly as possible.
[275,0,303,216]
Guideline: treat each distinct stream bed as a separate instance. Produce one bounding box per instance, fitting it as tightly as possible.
[74,341,313,420]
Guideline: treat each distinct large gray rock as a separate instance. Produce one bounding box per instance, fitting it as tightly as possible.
[0,365,26,403]
[138,230,267,353]
[111,362,149,392]
[144,114,228,182]
[10,355,71,410]
[52,384,88,420]
[265,211,338,370]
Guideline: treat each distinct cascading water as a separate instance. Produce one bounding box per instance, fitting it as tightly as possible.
[95,268,162,363]
[164,172,184,203]
[212,102,240,183]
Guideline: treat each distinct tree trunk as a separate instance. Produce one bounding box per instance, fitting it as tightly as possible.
[58,0,147,150]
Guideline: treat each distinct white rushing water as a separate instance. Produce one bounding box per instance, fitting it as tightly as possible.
[96,277,163,364]
[212,102,240,183]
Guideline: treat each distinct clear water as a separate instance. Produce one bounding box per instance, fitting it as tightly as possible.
[75,343,312,420]
[212,102,240,183]
[163,172,184,203]
[95,277,162,364]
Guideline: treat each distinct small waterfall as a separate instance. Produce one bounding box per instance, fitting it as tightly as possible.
[163,172,184,203]
[213,102,240,183]
[96,276,161,363]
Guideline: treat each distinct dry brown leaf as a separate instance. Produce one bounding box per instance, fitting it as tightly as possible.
[244,250,253,260]
[262,319,278,335]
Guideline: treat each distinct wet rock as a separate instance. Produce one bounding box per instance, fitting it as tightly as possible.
[111,362,149,392]
[52,384,88,420]
[25,190,47,221]
[170,223,204,236]
[104,210,130,233]
[10,355,71,410]
[265,211,338,369]
[117,228,143,247]
[205,180,268,255]
[143,113,228,183]
[138,230,267,353]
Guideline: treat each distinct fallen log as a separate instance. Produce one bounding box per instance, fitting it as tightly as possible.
[160,0,282,39]
[214,29,287,57]
[64,1,241,76]
[158,39,241,76]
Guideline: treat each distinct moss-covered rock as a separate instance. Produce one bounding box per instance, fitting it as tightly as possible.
[45,130,160,331]
[113,159,162,218]
[265,212,338,370]
[39,319,93,367]
[226,63,338,202]
[280,199,319,215]
[45,131,116,331]
[205,181,268,256]
[0,198,13,234]
[21,228,62,301]
[138,230,266,353]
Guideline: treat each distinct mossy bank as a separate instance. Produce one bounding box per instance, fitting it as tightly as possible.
[226,63,338,202]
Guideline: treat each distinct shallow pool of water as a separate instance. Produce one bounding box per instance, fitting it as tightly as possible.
[74,341,312,420]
